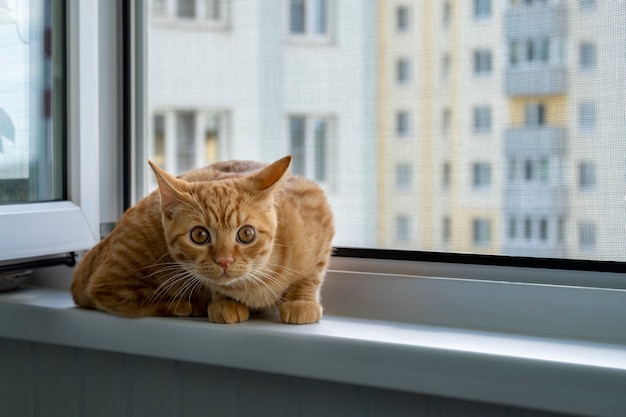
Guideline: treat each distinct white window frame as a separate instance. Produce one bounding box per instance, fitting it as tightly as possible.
[0,0,100,262]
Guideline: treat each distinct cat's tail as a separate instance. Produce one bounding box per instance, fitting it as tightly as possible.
[70,243,105,310]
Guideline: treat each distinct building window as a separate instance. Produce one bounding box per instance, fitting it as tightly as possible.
[472,106,492,133]
[524,37,550,63]
[289,115,332,183]
[443,1,452,28]
[579,102,596,132]
[396,58,411,84]
[580,0,597,11]
[579,222,596,250]
[580,42,596,70]
[175,111,196,172]
[442,216,451,243]
[524,102,546,126]
[524,159,535,181]
[151,0,228,26]
[149,110,228,181]
[204,0,222,20]
[152,0,167,17]
[396,5,410,33]
[509,40,519,66]
[524,217,533,240]
[152,114,166,167]
[396,163,413,190]
[396,215,411,242]
[473,49,492,75]
[396,111,411,137]
[474,0,491,19]
[177,0,196,18]
[442,162,451,188]
[508,217,518,239]
[472,162,491,189]
[472,218,491,246]
[441,53,451,83]
[442,108,451,135]
[288,0,328,38]
[578,160,596,190]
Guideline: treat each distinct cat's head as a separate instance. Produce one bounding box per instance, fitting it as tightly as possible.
[148,156,291,288]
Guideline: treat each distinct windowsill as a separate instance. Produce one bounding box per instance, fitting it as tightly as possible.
[1,260,626,417]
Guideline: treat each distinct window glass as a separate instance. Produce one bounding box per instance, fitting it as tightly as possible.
[474,0,492,19]
[0,0,64,204]
[396,5,409,33]
[141,0,626,262]
[579,42,596,69]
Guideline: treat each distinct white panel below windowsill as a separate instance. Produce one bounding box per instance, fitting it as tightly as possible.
[0,285,625,417]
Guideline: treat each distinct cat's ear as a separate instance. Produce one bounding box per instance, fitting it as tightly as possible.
[248,155,292,193]
[148,160,190,219]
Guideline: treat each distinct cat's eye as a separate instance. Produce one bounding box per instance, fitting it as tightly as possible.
[237,225,256,244]
[190,226,211,245]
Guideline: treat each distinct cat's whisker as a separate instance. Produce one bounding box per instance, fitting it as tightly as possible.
[147,270,191,305]
[169,272,202,314]
[140,264,185,281]
[244,267,289,305]
[138,252,171,270]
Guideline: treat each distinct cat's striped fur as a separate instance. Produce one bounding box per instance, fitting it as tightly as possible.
[71,156,334,324]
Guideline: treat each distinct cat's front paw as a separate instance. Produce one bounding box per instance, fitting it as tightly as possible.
[208,300,250,324]
[280,300,322,324]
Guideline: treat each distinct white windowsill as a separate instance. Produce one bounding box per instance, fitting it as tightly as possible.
[1,260,625,417]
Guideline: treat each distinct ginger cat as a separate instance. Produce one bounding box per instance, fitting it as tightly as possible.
[71,156,334,324]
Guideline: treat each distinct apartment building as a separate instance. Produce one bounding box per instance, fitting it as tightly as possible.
[144,0,624,258]
[377,0,504,253]
[503,0,626,261]
[378,0,626,260]
[145,0,377,247]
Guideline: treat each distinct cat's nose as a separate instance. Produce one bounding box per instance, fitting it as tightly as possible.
[214,257,234,270]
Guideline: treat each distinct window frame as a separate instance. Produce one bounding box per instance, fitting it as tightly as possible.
[287,114,334,186]
[285,0,332,44]
[0,0,100,262]
[149,0,231,32]
[472,48,492,75]
[3,5,626,417]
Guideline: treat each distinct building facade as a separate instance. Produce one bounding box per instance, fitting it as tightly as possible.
[145,0,378,247]
[144,0,625,260]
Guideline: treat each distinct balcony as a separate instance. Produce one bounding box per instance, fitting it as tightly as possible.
[506,66,568,96]
[505,126,567,158]
[504,182,569,216]
[505,1,568,39]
